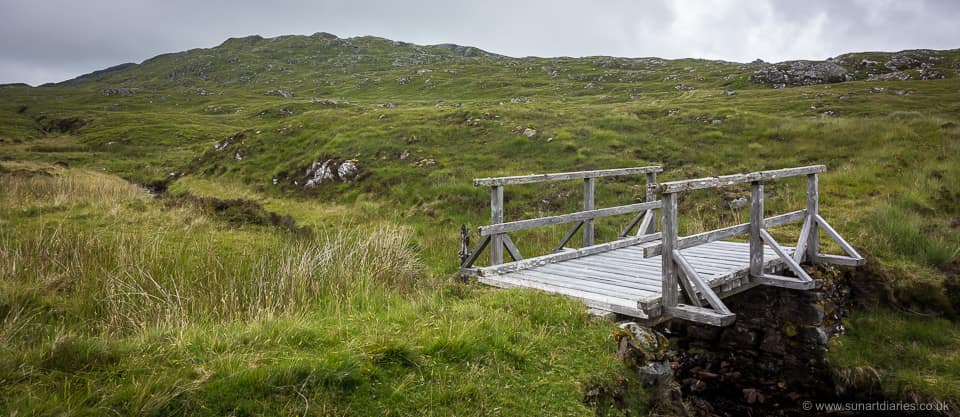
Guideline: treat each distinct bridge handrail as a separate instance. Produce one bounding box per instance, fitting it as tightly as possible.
[461,165,663,270]
[656,164,863,324]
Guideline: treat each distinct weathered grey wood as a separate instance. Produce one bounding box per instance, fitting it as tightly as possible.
[642,210,806,257]
[674,250,732,314]
[477,233,662,276]
[654,165,827,193]
[672,252,702,307]
[583,177,595,247]
[474,166,663,187]
[754,274,818,290]
[638,210,656,236]
[479,201,662,236]
[665,305,736,326]
[502,234,523,261]
[644,172,658,235]
[749,181,765,277]
[815,214,865,261]
[806,174,820,262]
[815,254,866,267]
[620,211,645,238]
[794,215,812,264]
[516,269,659,298]
[553,221,584,252]
[561,259,667,282]
[490,185,504,265]
[759,229,813,282]
[661,193,679,308]
[459,235,491,268]
[478,274,649,318]
[531,265,664,293]
[645,172,658,202]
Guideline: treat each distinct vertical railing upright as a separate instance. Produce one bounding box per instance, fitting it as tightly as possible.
[490,185,504,265]
[583,178,595,246]
[660,192,679,308]
[749,181,765,277]
[805,173,819,262]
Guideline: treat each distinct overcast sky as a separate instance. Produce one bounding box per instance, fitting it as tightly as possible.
[2,0,959,85]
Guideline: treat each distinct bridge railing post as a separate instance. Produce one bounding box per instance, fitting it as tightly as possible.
[749,181,765,277]
[661,192,679,308]
[805,173,819,262]
[490,185,504,265]
[644,172,658,234]
[583,177,595,246]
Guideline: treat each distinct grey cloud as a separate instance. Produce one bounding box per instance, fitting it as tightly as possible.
[0,0,957,85]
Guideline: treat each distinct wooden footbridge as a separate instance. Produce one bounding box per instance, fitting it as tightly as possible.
[460,165,864,326]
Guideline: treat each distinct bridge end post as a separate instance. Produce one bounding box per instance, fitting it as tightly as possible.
[583,178,595,246]
[490,185,504,265]
[805,173,819,262]
[661,192,679,308]
[749,181,765,277]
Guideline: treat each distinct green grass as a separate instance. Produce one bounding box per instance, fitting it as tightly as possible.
[2,34,960,414]
[0,163,645,415]
[830,310,960,404]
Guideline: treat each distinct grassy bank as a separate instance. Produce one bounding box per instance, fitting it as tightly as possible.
[0,163,646,416]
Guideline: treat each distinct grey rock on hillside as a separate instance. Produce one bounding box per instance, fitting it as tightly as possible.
[751,61,851,87]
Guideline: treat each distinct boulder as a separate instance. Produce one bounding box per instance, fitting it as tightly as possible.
[751,61,850,87]
[304,159,361,187]
[265,89,294,98]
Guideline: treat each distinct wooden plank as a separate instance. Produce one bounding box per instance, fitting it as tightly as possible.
[583,177,595,246]
[645,172,657,203]
[512,269,658,298]
[642,210,806,257]
[806,173,820,262]
[638,210,656,236]
[540,258,664,283]
[815,214,865,261]
[619,211,645,238]
[478,275,649,317]
[674,250,732,314]
[643,172,658,235]
[655,165,827,193]
[479,201,662,236]
[529,265,664,294]
[759,229,813,282]
[661,193,679,307]
[477,233,662,276]
[749,181,765,277]
[512,269,660,301]
[502,234,523,261]
[459,235,491,268]
[672,252,702,307]
[490,185,504,265]
[561,258,667,282]
[553,221,583,252]
[754,274,818,290]
[665,305,736,326]
[815,254,866,267]
[474,166,663,187]
[793,215,812,264]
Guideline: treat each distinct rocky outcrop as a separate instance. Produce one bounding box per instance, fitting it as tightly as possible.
[304,159,360,187]
[751,61,851,88]
[265,89,294,98]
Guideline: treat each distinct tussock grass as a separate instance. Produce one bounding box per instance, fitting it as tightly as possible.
[1,222,420,333]
[0,161,148,209]
[0,165,640,415]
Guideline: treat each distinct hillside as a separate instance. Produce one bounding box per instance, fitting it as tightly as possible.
[1,33,959,415]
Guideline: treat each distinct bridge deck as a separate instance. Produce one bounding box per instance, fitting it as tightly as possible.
[477,239,794,320]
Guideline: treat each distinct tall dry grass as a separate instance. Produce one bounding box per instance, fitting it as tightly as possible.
[0,163,422,334]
